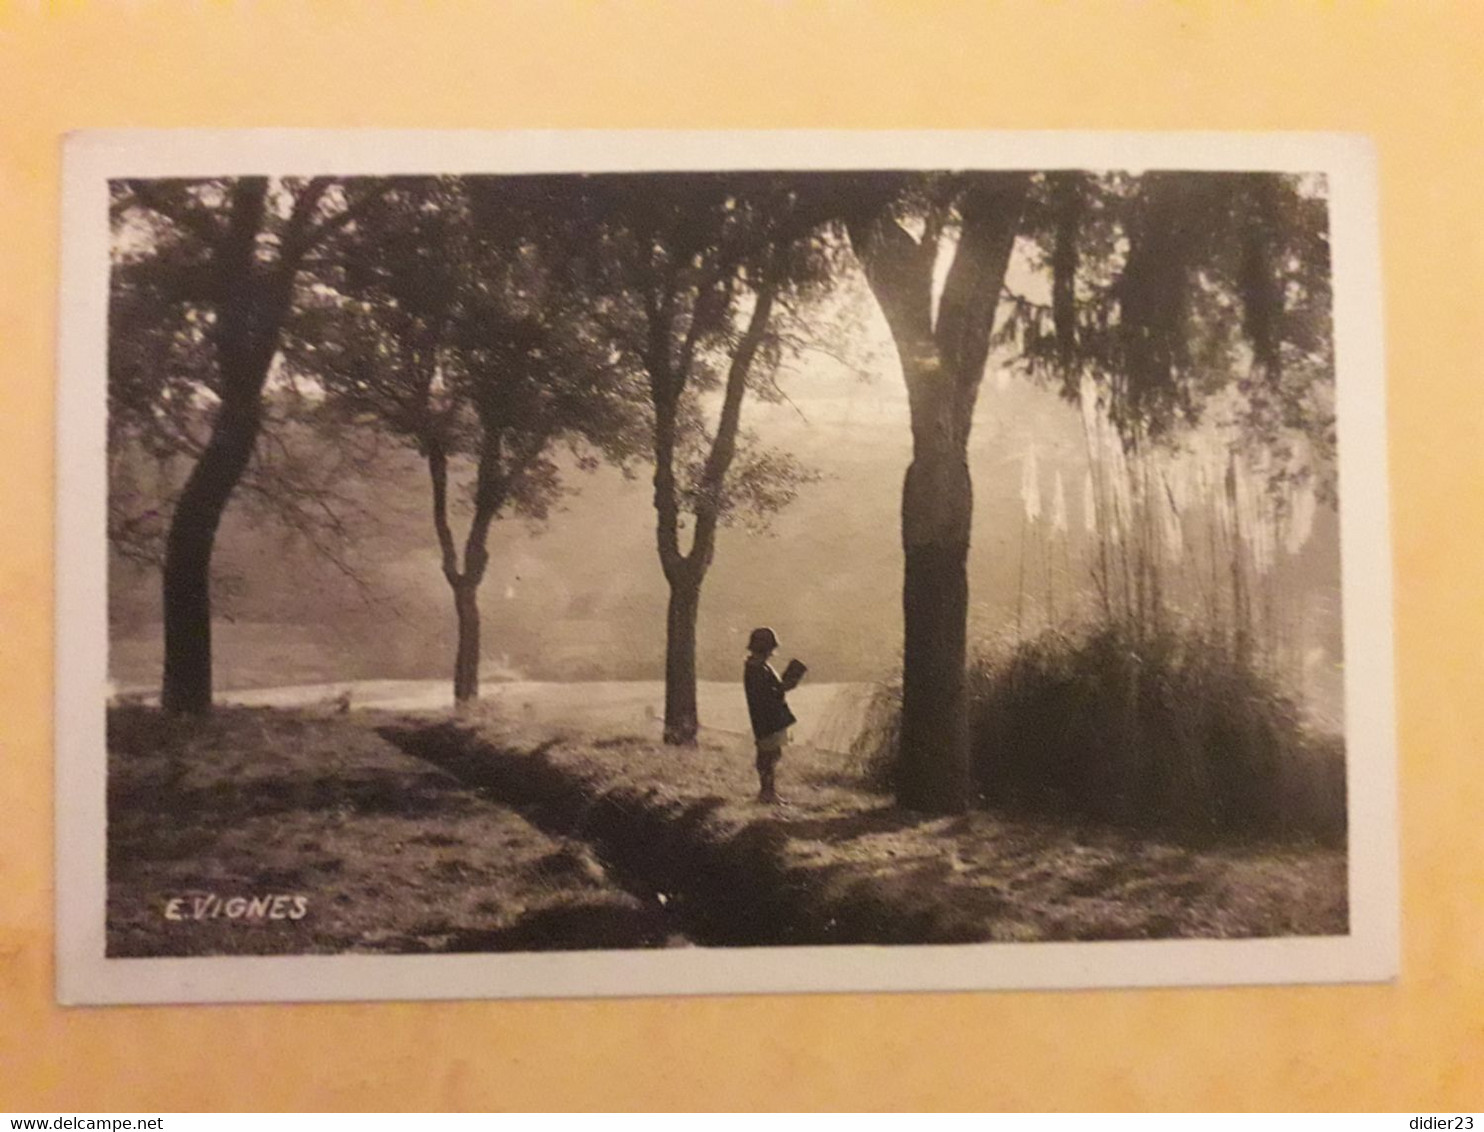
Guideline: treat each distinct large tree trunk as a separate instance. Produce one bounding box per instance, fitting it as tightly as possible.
[662,572,702,745]
[155,176,331,714]
[847,173,1029,814]
[160,387,263,713]
[897,442,973,811]
[452,578,482,705]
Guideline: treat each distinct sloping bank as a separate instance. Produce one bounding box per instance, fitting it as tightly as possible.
[380,721,1349,946]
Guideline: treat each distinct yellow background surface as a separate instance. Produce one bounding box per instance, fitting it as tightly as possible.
[1,0,1479,1112]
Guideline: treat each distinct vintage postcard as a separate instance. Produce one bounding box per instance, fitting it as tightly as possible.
[55,131,1397,1005]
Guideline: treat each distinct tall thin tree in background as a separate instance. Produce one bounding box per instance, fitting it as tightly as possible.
[568,175,827,745]
[291,177,644,705]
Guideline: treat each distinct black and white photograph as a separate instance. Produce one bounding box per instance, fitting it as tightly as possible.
[55,131,1396,1005]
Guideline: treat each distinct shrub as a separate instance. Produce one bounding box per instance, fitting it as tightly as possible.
[855,621,1346,844]
[847,678,902,795]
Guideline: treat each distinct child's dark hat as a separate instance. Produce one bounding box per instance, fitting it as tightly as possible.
[748,627,779,653]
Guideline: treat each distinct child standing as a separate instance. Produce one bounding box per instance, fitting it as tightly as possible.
[743,627,805,804]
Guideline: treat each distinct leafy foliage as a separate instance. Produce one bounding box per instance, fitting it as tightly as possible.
[288,176,647,526]
[999,171,1336,502]
[107,178,388,578]
[547,173,837,534]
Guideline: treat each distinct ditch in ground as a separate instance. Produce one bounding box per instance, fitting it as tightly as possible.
[107,704,1347,956]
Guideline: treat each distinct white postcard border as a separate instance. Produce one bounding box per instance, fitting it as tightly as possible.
[55,129,1397,1006]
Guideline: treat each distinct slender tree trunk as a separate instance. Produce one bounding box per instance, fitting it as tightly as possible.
[662,571,702,744]
[650,376,692,745]
[427,430,506,709]
[649,275,777,746]
[452,578,482,705]
[160,384,263,713]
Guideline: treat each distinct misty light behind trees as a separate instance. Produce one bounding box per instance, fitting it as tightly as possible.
[107,168,1339,815]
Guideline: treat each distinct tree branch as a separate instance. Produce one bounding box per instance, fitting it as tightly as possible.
[846,208,936,348]
[651,393,686,584]
[462,425,510,589]
[934,172,1030,436]
[691,274,779,560]
[426,435,463,587]
[278,177,334,263]
[675,265,729,385]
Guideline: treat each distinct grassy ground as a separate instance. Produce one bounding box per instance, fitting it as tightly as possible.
[106,702,1347,957]
[456,710,1349,942]
[106,706,676,956]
